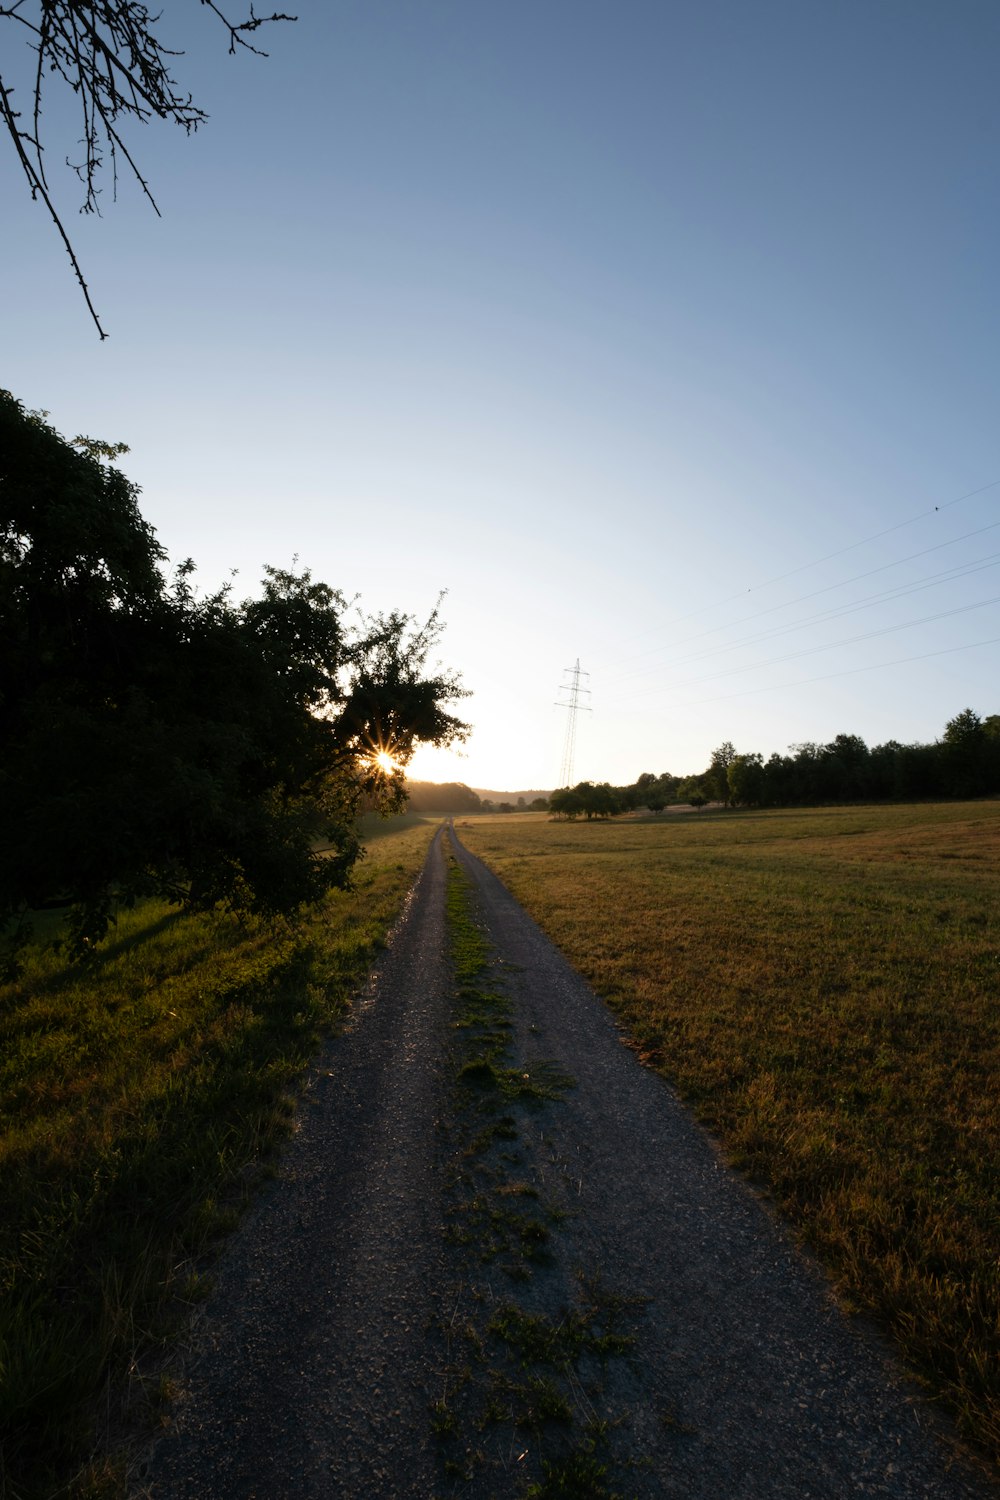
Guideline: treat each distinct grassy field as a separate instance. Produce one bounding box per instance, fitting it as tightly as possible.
[456,801,1000,1466]
[0,818,436,1500]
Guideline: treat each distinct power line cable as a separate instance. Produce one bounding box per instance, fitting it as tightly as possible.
[602,550,1000,691]
[605,593,1000,707]
[601,520,1000,689]
[681,635,1000,709]
[588,476,1000,667]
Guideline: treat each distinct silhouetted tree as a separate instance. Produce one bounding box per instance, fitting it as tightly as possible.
[0,390,466,961]
[941,707,988,796]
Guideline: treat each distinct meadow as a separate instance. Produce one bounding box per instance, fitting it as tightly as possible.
[0,818,436,1500]
[456,801,1000,1466]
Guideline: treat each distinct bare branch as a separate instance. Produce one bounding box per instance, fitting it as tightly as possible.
[198,1,297,56]
[1,2,296,334]
[0,72,108,336]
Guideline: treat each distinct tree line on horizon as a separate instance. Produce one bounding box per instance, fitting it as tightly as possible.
[546,709,1000,818]
[406,707,1000,822]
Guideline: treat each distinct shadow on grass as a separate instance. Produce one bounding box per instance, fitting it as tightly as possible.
[4,905,188,999]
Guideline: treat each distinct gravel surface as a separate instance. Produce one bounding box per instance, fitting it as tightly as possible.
[141,826,996,1499]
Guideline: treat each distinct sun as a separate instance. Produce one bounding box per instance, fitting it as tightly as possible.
[372,749,397,774]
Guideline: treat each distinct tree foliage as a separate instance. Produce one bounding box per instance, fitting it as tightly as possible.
[715,718,1000,808]
[0,389,467,961]
[550,781,619,820]
[707,740,737,805]
[0,1,294,335]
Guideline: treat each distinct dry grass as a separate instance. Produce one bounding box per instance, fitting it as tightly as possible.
[456,801,1000,1464]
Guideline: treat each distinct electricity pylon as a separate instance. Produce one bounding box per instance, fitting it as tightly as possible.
[555,659,591,788]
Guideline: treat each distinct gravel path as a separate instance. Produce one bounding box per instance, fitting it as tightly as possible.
[142,826,996,1499]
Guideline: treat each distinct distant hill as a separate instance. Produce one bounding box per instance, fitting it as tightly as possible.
[472,788,553,803]
[404,780,481,813]
[402,781,554,812]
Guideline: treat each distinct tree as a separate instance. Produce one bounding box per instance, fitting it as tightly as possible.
[708,741,737,806]
[549,788,584,819]
[942,707,990,798]
[1,2,294,337]
[727,752,764,807]
[0,390,467,961]
[676,775,711,810]
[574,781,618,820]
[630,770,673,813]
[821,733,871,802]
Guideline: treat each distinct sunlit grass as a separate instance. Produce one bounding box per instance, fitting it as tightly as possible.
[0,819,436,1500]
[457,801,1000,1464]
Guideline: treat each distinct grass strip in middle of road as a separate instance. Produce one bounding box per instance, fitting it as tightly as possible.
[436,836,640,1499]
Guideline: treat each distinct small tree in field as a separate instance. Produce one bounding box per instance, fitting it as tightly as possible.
[677,775,710,810]
[549,788,584,819]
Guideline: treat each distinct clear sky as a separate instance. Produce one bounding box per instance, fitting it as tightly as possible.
[4,0,999,790]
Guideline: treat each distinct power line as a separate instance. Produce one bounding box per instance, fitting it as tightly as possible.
[605,593,1000,708]
[662,555,1000,672]
[689,593,1000,687]
[681,635,1000,708]
[601,520,1000,692]
[601,549,1000,699]
[588,475,1000,668]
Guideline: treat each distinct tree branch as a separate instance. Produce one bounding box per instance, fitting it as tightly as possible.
[1,2,296,335]
[0,73,108,337]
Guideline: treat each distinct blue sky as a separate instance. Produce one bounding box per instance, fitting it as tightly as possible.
[4,0,999,789]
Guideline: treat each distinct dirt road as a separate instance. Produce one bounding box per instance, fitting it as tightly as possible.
[143,827,995,1498]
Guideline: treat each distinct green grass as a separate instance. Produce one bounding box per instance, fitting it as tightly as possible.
[437,847,632,1496]
[0,819,437,1500]
[457,800,1000,1465]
